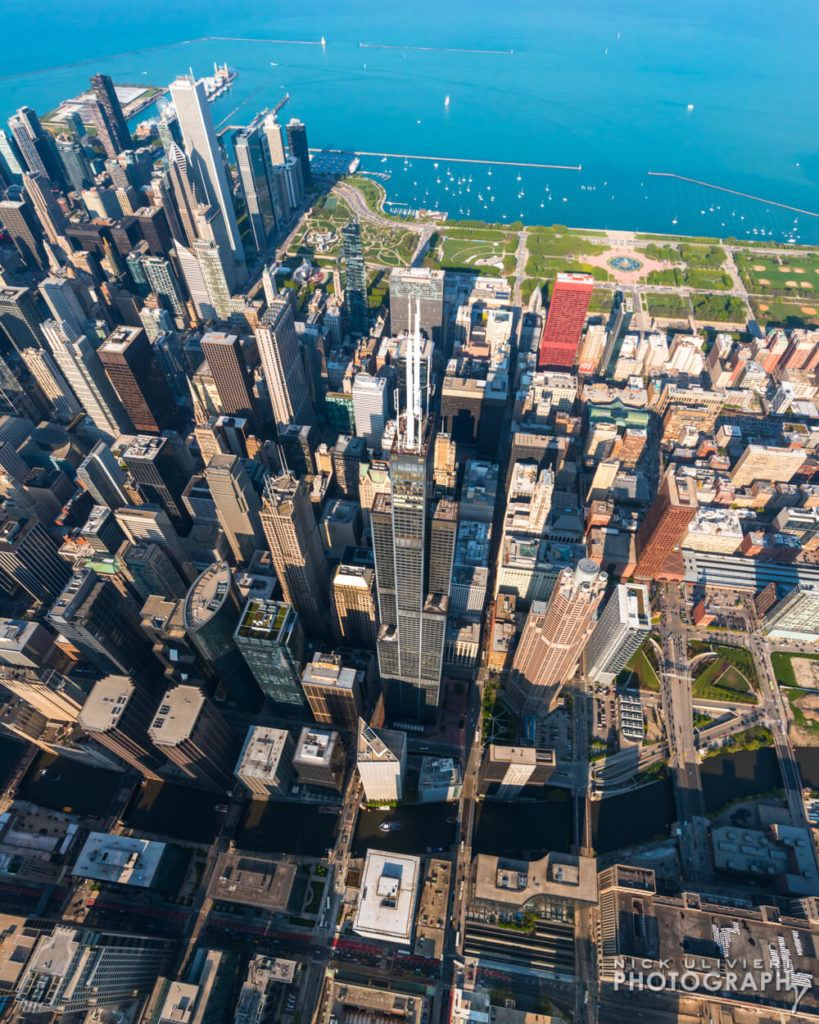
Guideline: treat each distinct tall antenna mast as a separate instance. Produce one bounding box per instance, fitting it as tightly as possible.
[406,296,415,450]
[413,296,422,435]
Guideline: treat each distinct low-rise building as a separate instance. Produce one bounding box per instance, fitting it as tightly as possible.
[684,506,744,554]
[478,745,557,799]
[618,695,644,744]
[315,969,427,1024]
[353,849,421,945]
[597,863,819,1018]
[414,859,452,960]
[72,832,186,891]
[208,849,296,913]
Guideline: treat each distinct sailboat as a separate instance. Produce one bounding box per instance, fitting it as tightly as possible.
[444,95,451,108]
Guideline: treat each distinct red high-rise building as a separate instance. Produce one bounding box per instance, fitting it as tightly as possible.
[538,272,594,370]
[632,469,698,581]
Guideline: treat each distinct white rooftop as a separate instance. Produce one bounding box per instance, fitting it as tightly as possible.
[72,831,165,888]
[353,850,420,945]
[235,726,290,782]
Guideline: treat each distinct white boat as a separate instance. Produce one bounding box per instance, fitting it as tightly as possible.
[444,95,451,107]
[687,103,695,111]
[321,35,327,47]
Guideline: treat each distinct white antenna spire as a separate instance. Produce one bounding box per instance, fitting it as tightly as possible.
[406,297,415,450]
[413,297,422,440]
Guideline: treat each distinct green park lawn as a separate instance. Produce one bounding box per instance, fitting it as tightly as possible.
[646,293,689,318]
[735,250,819,295]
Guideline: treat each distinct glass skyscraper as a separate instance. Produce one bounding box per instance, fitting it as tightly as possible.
[342,219,368,336]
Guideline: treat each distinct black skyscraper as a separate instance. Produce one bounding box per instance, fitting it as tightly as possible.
[285,118,312,190]
[90,74,131,154]
[342,219,368,337]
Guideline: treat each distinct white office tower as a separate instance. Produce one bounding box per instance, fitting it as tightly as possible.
[16,925,173,1013]
[174,237,233,322]
[40,319,127,439]
[204,453,265,563]
[77,441,130,509]
[262,112,286,164]
[503,462,554,540]
[254,297,314,427]
[352,372,389,450]
[584,583,651,684]
[356,718,406,803]
[261,262,279,306]
[19,347,81,421]
[39,276,89,336]
[169,73,245,279]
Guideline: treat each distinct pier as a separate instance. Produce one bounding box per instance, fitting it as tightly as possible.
[359,42,514,55]
[647,171,819,219]
[355,151,581,171]
[205,35,323,46]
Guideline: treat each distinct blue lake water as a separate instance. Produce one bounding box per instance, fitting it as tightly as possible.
[3,1,819,241]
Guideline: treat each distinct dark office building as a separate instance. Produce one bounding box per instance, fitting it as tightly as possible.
[201,332,257,426]
[342,219,367,337]
[0,285,45,352]
[134,206,173,256]
[285,118,312,190]
[440,372,484,449]
[120,435,192,532]
[78,674,165,780]
[234,598,309,717]
[278,423,318,478]
[48,568,162,687]
[91,73,132,154]
[98,326,176,433]
[183,562,260,709]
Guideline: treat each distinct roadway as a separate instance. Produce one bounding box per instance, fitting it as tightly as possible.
[323,769,363,939]
[571,673,598,1024]
[655,583,713,882]
[742,598,815,848]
